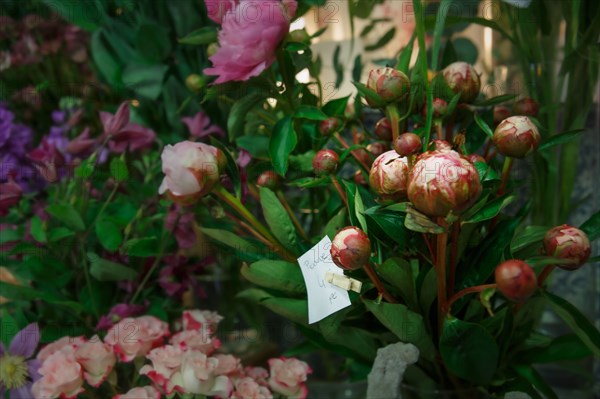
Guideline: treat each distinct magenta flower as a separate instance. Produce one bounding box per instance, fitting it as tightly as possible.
[27,138,65,183]
[181,111,225,139]
[0,323,41,399]
[205,0,239,24]
[100,102,156,153]
[204,0,298,84]
[0,175,22,216]
[96,302,149,331]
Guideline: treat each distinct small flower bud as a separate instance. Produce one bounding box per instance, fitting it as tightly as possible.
[257,170,282,190]
[207,43,219,57]
[313,149,339,176]
[422,98,448,119]
[366,142,388,159]
[319,117,341,136]
[493,106,511,125]
[513,97,539,117]
[466,154,486,164]
[374,117,393,141]
[441,62,481,103]
[543,225,591,270]
[354,170,367,186]
[330,227,371,270]
[366,67,410,106]
[495,260,537,302]
[427,139,452,152]
[369,151,409,201]
[185,74,206,93]
[288,29,310,43]
[407,148,482,217]
[393,133,421,157]
[493,116,541,158]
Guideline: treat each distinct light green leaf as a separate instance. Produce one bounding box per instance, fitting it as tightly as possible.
[46,203,85,232]
[241,260,305,294]
[110,158,129,182]
[269,116,297,176]
[474,112,494,139]
[95,219,123,252]
[259,187,298,252]
[178,27,218,45]
[30,215,47,243]
[294,105,328,121]
[87,252,137,281]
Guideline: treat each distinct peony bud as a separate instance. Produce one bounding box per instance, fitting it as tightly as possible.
[543,225,591,270]
[493,106,511,125]
[185,74,206,93]
[495,260,537,302]
[428,139,452,152]
[354,170,367,186]
[393,133,421,157]
[369,150,409,201]
[513,97,539,117]
[288,29,310,44]
[466,154,486,164]
[313,150,339,176]
[407,148,482,217]
[366,67,410,106]
[493,116,541,158]
[330,227,371,270]
[319,117,341,136]
[256,170,282,190]
[374,117,393,141]
[366,142,388,159]
[441,62,481,103]
[422,98,448,119]
[158,141,223,204]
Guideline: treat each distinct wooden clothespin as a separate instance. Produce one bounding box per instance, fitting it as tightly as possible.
[325,272,362,293]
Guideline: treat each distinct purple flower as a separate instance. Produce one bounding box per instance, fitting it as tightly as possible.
[159,255,211,299]
[100,102,156,153]
[181,111,225,139]
[96,302,148,331]
[0,323,41,399]
[0,103,34,190]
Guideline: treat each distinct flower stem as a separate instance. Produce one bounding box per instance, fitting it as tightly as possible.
[498,156,514,196]
[446,284,497,312]
[435,218,449,333]
[330,176,348,208]
[334,132,370,171]
[213,185,296,262]
[434,119,443,140]
[448,221,460,297]
[364,263,397,303]
[386,104,402,142]
[537,265,556,287]
[276,191,309,241]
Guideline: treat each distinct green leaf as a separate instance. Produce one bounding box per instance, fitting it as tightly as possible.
[431,0,453,71]
[538,129,584,152]
[324,208,346,239]
[290,177,329,188]
[0,228,20,244]
[352,54,363,83]
[419,267,437,316]
[511,226,549,254]
[200,228,262,256]
[517,334,592,364]
[259,187,298,252]
[0,281,83,313]
[322,96,350,117]
[135,24,172,61]
[122,64,168,100]
[46,203,85,232]
[542,291,600,357]
[241,260,305,294]
[474,112,494,139]
[90,30,121,86]
[48,227,74,242]
[237,289,308,324]
[109,157,129,182]
[30,215,47,243]
[404,206,446,234]
[378,258,418,309]
[178,27,218,45]
[354,187,368,233]
[364,208,407,250]
[475,94,516,107]
[463,194,516,224]
[353,82,386,108]
[124,237,159,257]
[363,299,436,360]
[365,27,396,52]
[396,34,415,73]
[74,158,95,179]
[95,219,123,252]
[210,138,242,198]
[579,209,600,241]
[40,0,101,31]
[512,365,558,399]
[87,252,137,281]
[227,93,265,140]
[440,317,499,385]
[269,116,297,176]
[294,105,328,121]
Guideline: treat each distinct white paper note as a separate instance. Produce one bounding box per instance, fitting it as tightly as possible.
[297,236,352,324]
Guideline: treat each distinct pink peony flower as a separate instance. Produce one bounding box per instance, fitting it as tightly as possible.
[206,0,239,24]
[183,309,224,333]
[140,345,184,392]
[31,348,84,399]
[245,366,269,386]
[104,316,170,362]
[169,351,232,396]
[232,377,273,399]
[74,336,116,387]
[37,336,86,362]
[113,386,161,399]
[268,357,312,399]
[204,0,298,84]
[170,329,221,354]
[214,354,242,376]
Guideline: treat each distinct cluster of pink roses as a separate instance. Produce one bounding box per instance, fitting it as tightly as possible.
[30,310,312,399]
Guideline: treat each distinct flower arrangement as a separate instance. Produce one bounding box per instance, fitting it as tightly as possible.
[1,1,600,398]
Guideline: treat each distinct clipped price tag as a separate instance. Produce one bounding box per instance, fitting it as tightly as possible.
[297,236,352,324]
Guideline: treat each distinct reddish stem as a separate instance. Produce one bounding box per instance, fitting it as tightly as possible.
[448,221,460,298]
[537,265,556,287]
[436,218,449,333]
[482,139,493,159]
[422,233,436,264]
[364,263,398,303]
[446,284,497,312]
[334,132,371,171]
[445,118,455,142]
[331,175,349,208]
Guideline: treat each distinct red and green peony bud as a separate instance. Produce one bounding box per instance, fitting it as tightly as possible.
[493,116,541,158]
[407,148,482,217]
[493,106,511,125]
[543,225,591,270]
[288,29,310,44]
[313,149,339,176]
[369,150,410,201]
[441,62,481,103]
[330,227,371,270]
[366,142,388,159]
[319,117,342,136]
[495,260,537,302]
[513,97,539,117]
[257,170,282,190]
[466,154,486,164]
[374,117,393,141]
[185,74,206,93]
[366,67,410,106]
[422,98,448,119]
[427,139,452,152]
[354,170,367,186]
[393,133,422,157]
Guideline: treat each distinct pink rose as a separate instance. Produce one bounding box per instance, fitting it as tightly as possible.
[214,354,242,376]
[204,0,298,83]
[169,351,232,396]
[205,0,238,24]
[233,377,273,399]
[158,141,224,202]
[268,357,312,399]
[170,329,221,354]
[31,349,84,399]
[104,316,170,362]
[183,309,224,333]
[244,366,269,386]
[140,345,184,391]
[75,336,116,387]
[37,336,86,362]
[113,386,161,399]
